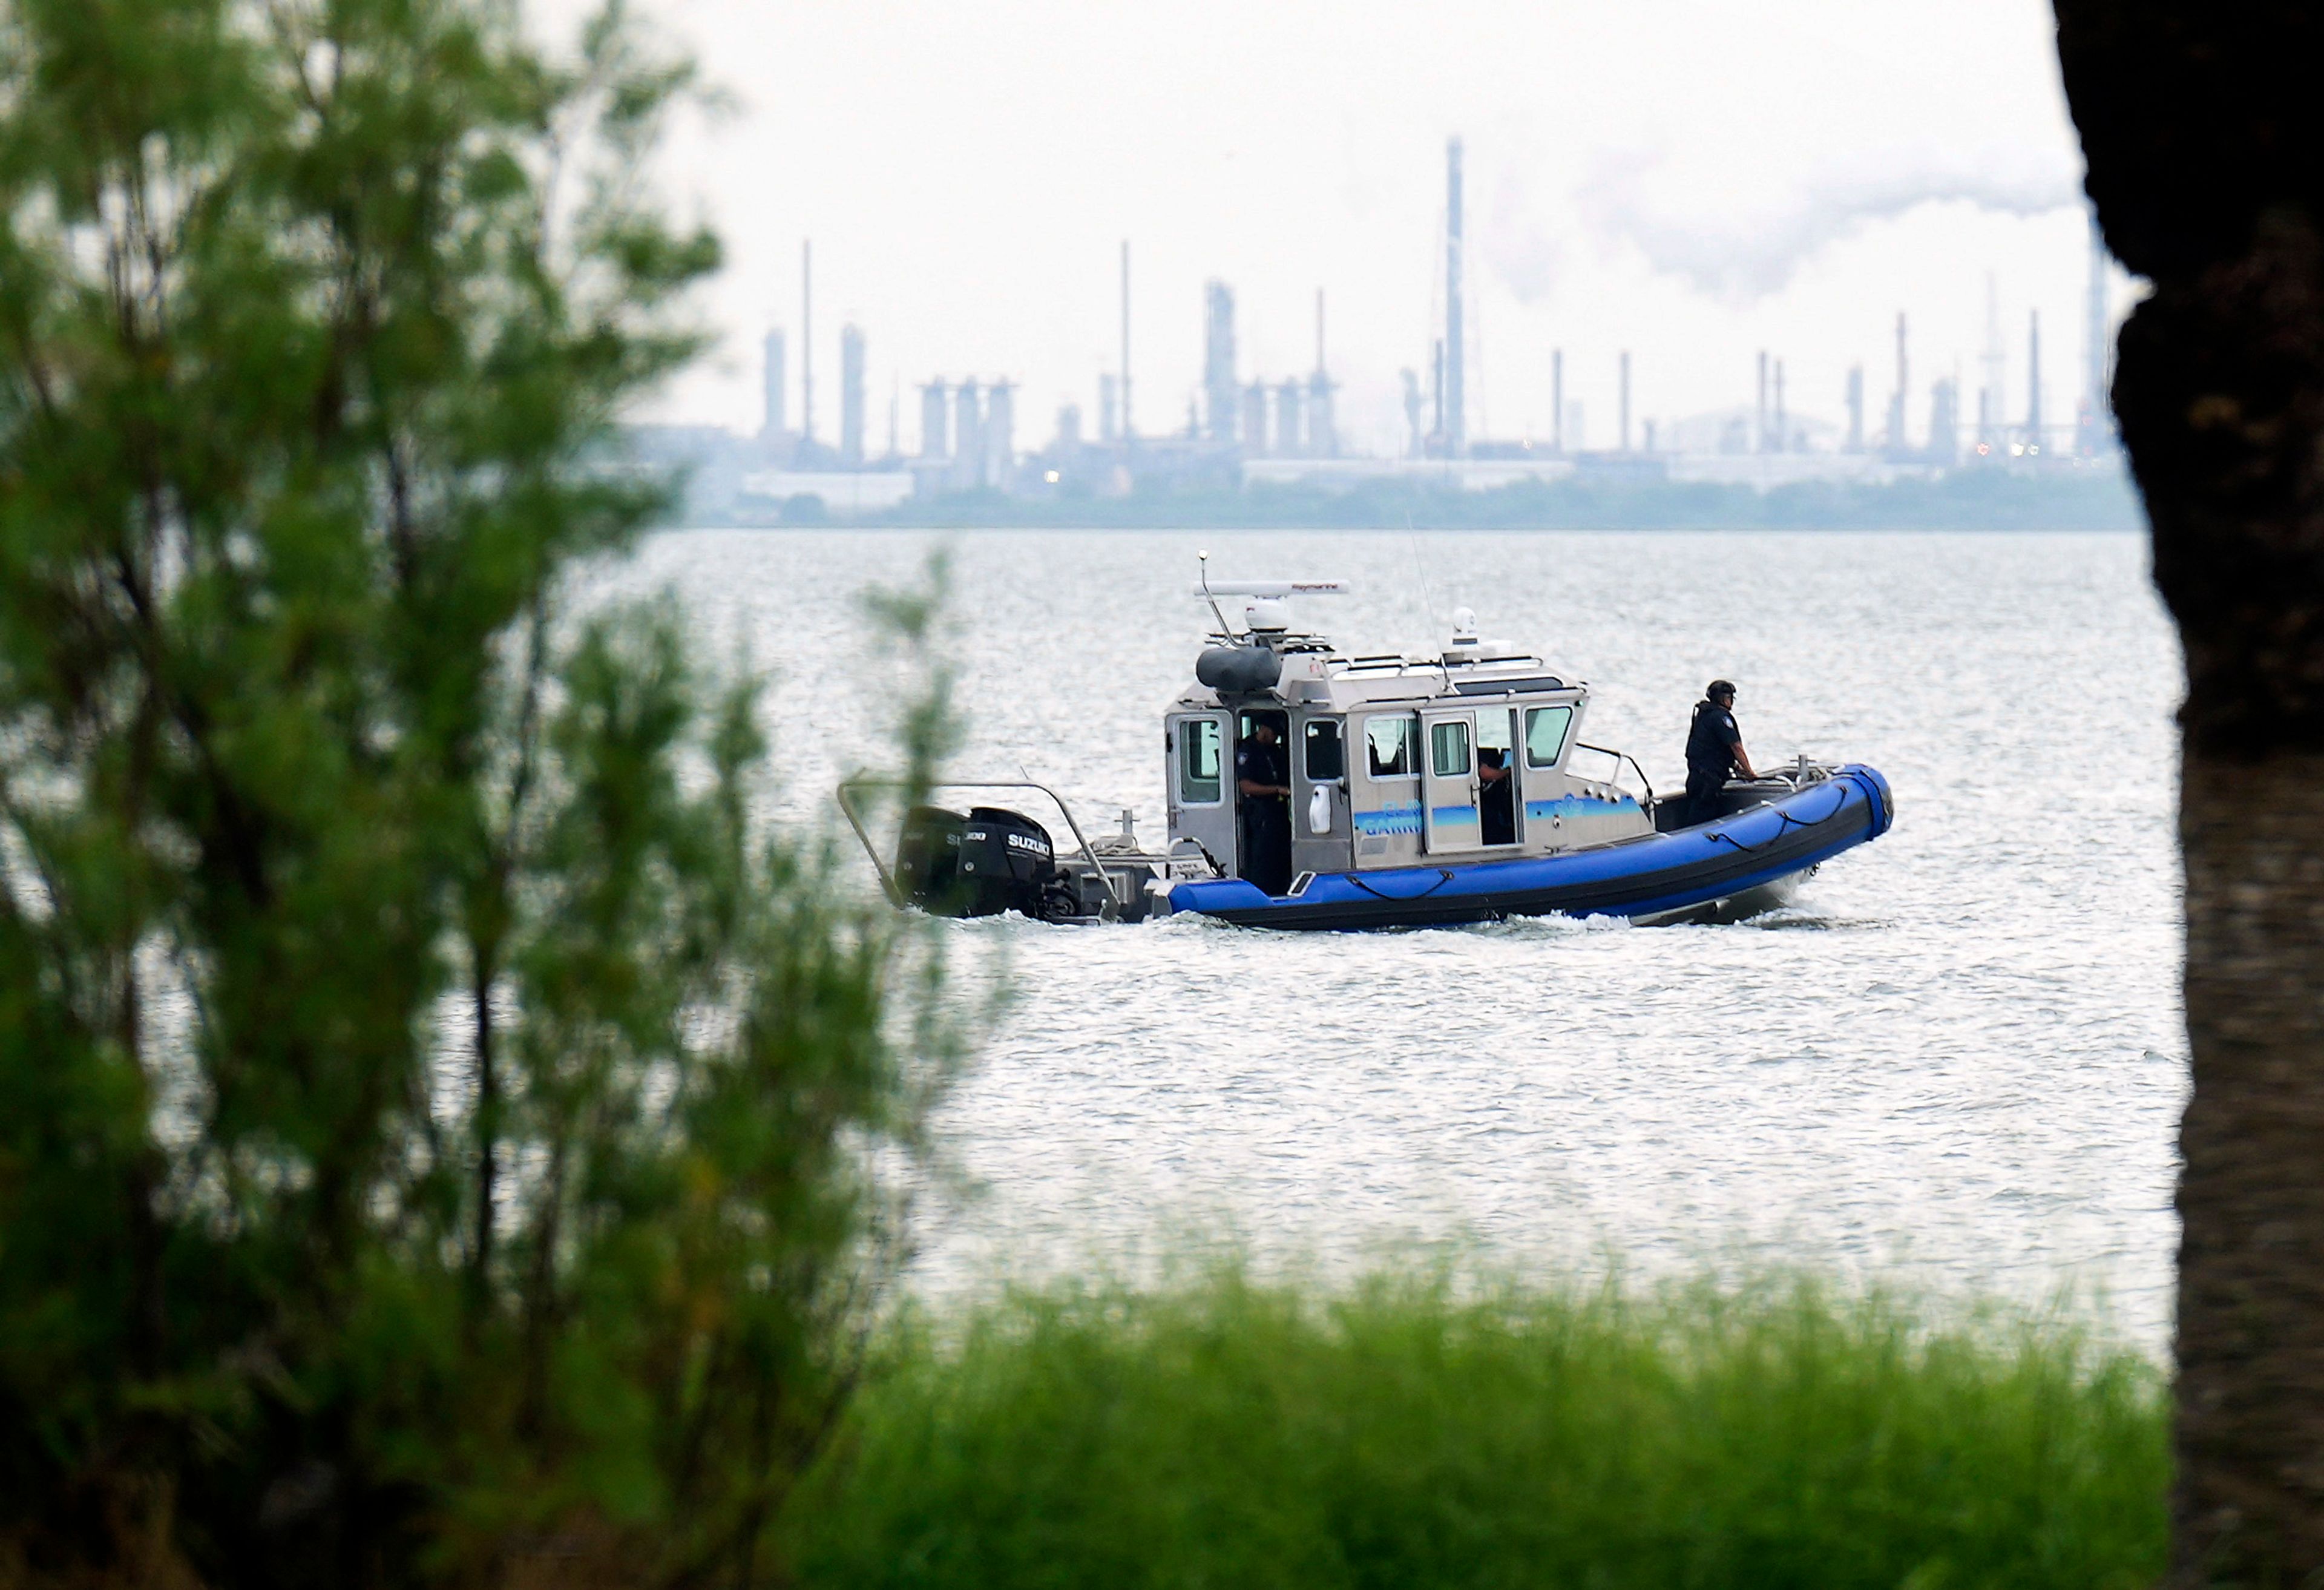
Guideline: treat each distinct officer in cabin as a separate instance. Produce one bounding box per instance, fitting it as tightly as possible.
[1477,746,1516,845]
[1235,719,1295,895]
[1684,678,1759,823]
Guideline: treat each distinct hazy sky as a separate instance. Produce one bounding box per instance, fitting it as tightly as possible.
[636,0,2120,455]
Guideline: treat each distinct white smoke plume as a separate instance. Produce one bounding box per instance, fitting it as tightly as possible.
[1574,145,2086,302]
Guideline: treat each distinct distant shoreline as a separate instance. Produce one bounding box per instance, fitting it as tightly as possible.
[669,466,2145,534]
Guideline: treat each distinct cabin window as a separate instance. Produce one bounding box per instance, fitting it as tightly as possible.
[1364,714,1418,779]
[1304,719,1344,781]
[1178,718,1224,804]
[1430,718,1472,778]
[1478,707,1516,763]
[1525,705,1574,768]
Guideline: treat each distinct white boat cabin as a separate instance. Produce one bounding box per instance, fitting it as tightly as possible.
[1163,580,1655,889]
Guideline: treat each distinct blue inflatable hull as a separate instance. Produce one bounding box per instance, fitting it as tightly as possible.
[1167,764,1894,931]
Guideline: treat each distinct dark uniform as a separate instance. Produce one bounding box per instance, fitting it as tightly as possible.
[1684,698,1744,820]
[1235,736,1293,896]
[1479,750,1516,846]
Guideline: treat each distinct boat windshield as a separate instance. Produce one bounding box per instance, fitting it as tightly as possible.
[1525,705,1574,767]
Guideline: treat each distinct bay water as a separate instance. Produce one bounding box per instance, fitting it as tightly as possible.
[620,528,2185,1345]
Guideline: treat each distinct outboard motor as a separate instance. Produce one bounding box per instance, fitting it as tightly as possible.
[956,806,1077,919]
[894,804,971,912]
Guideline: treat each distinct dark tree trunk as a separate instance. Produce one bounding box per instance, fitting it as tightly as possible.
[2052,5,2324,1582]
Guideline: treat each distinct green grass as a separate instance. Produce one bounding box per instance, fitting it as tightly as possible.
[784,1270,2168,1589]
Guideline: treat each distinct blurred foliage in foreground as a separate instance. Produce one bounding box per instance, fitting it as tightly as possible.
[788,1270,2169,1590]
[0,0,957,1583]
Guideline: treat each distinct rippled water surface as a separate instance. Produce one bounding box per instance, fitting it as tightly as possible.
[618,528,2185,1344]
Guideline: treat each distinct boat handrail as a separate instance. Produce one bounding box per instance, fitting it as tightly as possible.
[1574,742,1657,807]
[835,777,1128,920]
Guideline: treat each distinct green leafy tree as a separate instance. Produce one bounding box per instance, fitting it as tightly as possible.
[0,0,957,1583]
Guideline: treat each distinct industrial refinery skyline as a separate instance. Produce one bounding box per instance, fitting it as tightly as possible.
[638,0,2112,462]
[724,126,2120,514]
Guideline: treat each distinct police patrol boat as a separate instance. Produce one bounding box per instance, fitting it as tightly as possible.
[838,568,1892,931]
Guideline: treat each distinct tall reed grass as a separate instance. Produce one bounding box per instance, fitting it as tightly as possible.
[785,1270,2166,1589]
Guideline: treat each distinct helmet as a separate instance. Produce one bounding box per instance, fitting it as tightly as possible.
[1707,679,1736,701]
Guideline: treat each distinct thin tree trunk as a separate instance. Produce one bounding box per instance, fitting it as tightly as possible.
[2052,5,2324,1580]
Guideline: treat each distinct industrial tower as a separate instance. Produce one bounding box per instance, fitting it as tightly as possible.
[1308,288,1337,458]
[1203,281,1237,444]
[1445,136,1466,459]
[760,328,786,443]
[839,325,865,465]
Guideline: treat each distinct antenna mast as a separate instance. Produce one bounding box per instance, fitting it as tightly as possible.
[1120,240,1134,441]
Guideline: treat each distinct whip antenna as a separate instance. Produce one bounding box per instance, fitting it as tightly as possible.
[1196,549,1234,636]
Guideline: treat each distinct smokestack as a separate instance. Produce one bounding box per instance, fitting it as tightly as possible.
[951,381,983,488]
[2027,310,2044,450]
[1307,287,1336,456]
[1120,240,1134,442]
[1275,379,1303,458]
[1203,280,1236,443]
[1241,382,1269,457]
[985,381,1014,484]
[1445,136,1466,458]
[1619,351,1631,452]
[1886,311,1909,456]
[919,381,948,461]
[760,327,786,442]
[1773,359,1787,453]
[1552,349,1564,453]
[1928,375,1959,465]
[799,240,814,444]
[1756,350,1768,453]
[838,325,865,465]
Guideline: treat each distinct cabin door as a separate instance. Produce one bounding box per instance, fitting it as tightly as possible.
[1166,712,1236,873]
[1419,709,1483,854]
[1518,701,1577,846]
[1475,706,1521,847]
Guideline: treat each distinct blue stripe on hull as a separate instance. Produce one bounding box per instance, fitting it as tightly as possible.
[1170,764,1893,930]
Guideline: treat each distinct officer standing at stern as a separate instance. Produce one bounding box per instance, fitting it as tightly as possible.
[1684,679,1760,824]
[1235,720,1295,896]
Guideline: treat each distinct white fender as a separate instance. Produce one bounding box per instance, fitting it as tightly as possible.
[1308,783,1333,835]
